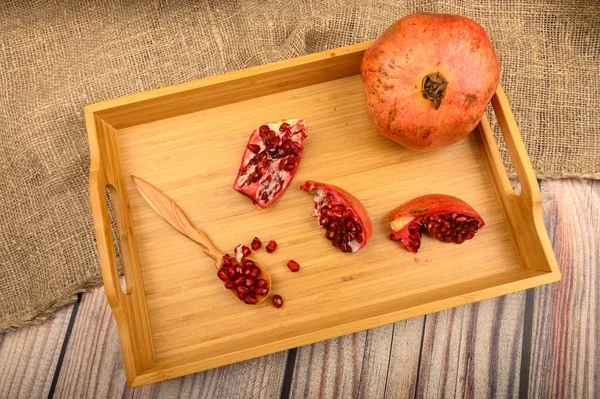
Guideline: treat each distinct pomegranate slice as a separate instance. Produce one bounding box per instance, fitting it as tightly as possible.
[388,194,485,253]
[233,120,308,208]
[301,181,372,253]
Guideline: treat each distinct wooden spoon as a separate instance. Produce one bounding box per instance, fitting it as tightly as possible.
[132,175,271,304]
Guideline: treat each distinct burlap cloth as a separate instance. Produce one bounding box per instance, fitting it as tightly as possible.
[0,0,598,331]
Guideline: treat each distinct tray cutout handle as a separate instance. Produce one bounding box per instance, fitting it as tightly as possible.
[477,86,560,274]
[490,86,539,204]
[87,112,156,385]
[104,184,134,295]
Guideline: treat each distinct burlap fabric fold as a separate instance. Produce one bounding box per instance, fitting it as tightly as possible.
[1,0,598,331]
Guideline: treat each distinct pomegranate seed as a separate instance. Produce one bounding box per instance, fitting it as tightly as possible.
[237,285,250,295]
[389,233,397,241]
[256,279,268,288]
[287,260,300,272]
[272,294,283,308]
[254,287,268,296]
[247,143,260,153]
[466,232,475,239]
[221,254,233,267]
[234,265,243,275]
[224,281,236,289]
[340,242,348,252]
[456,235,465,244]
[284,163,296,172]
[259,125,270,134]
[250,266,260,277]
[279,122,290,132]
[355,233,363,243]
[245,294,258,304]
[225,267,236,280]
[266,240,277,253]
[243,266,252,276]
[238,291,246,300]
[234,276,245,286]
[245,277,255,287]
[243,259,255,268]
[241,246,251,258]
[251,237,262,250]
[325,230,336,240]
[217,269,228,281]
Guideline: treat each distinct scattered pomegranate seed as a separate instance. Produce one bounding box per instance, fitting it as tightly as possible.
[266,240,277,253]
[272,295,283,308]
[287,260,300,272]
[251,237,262,250]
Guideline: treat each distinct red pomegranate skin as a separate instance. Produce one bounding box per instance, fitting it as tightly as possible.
[361,13,500,151]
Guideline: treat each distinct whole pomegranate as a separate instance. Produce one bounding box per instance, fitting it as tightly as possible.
[361,13,500,151]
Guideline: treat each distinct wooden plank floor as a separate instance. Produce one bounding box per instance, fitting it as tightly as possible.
[0,179,598,398]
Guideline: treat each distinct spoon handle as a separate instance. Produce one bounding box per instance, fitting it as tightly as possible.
[132,176,223,261]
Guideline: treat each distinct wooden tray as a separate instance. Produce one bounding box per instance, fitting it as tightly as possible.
[85,41,560,387]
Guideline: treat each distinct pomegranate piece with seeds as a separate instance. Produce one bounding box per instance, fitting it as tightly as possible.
[233,120,308,208]
[301,181,372,253]
[388,194,485,253]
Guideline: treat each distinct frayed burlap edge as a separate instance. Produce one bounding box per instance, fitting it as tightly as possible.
[0,275,105,332]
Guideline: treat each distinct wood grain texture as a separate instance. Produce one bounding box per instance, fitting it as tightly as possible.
[415,293,525,398]
[528,179,600,398]
[0,306,73,399]
[53,281,288,399]
[289,317,424,399]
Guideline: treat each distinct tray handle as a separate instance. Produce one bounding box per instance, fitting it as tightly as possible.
[87,112,155,384]
[490,86,540,203]
[477,86,559,274]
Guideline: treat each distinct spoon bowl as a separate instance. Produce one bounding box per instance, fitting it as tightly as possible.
[212,254,271,304]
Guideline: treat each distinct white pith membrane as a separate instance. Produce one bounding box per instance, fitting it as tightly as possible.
[310,188,362,253]
[390,212,482,252]
[235,119,306,207]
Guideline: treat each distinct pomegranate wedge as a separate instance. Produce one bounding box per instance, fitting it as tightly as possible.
[301,181,372,253]
[233,119,307,208]
[388,194,485,253]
